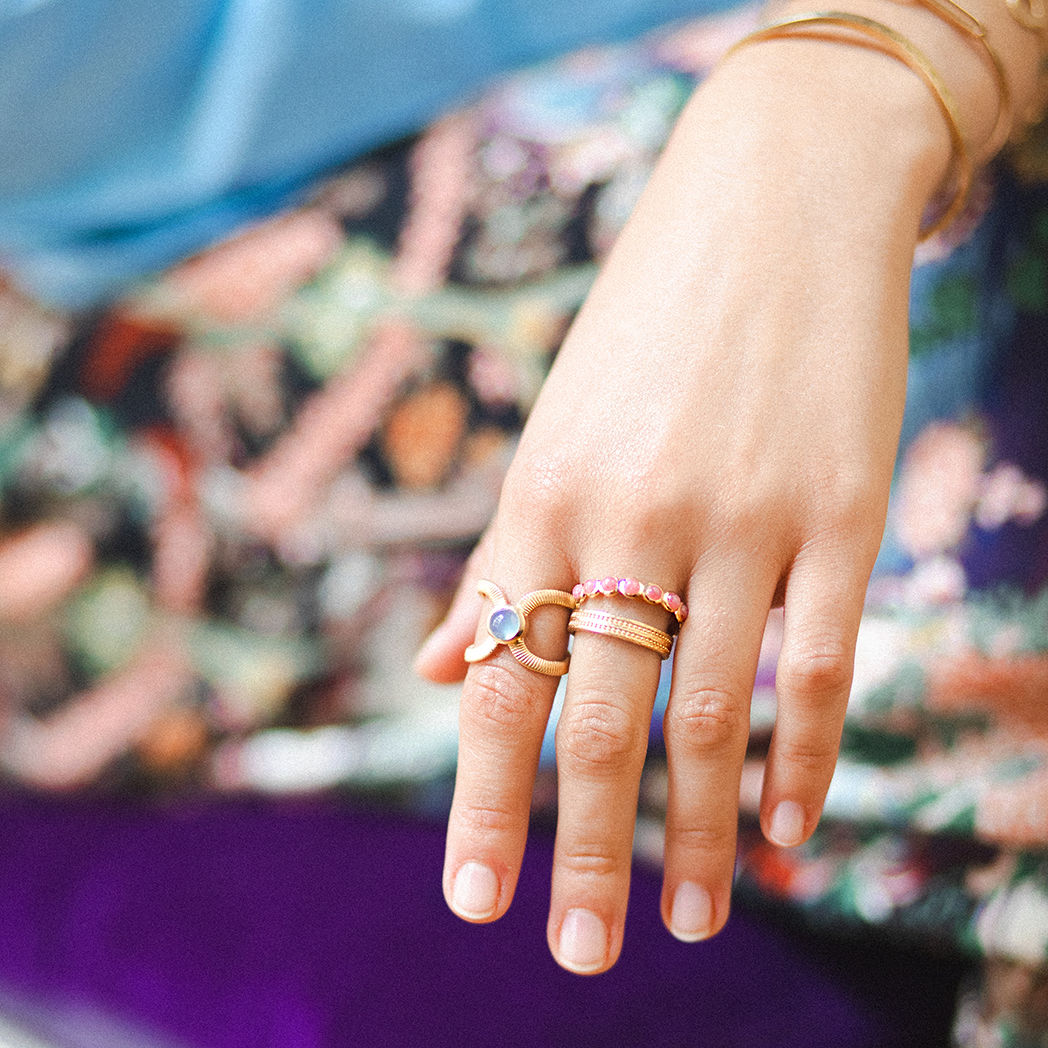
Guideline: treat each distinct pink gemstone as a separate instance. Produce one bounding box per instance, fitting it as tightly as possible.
[583,579,599,597]
[644,584,663,603]
[679,604,688,623]
[572,584,584,602]
[664,592,682,613]
[600,576,618,595]
[619,577,642,597]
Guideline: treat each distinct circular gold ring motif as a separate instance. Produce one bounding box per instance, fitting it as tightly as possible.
[464,580,575,676]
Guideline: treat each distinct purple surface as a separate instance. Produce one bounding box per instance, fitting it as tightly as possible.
[0,793,957,1048]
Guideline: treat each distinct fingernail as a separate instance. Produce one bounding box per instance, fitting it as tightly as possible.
[450,861,499,920]
[669,881,713,942]
[558,908,608,973]
[769,800,806,847]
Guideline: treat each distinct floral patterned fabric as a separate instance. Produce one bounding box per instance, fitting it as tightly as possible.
[3,8,1048,1042]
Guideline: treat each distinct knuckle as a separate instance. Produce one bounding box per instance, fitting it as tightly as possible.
[775,737,839,776]
[670,821,735,856]
[809,463,870,516]
[557,847,622,879]
[606,480,691,541]
[803,471,881,548]
[556,696,641,772]
[709,493,767,541]
[463,663,540,736]
[832,472,876,525]
[665,686,745,754]
[779,646,853,703]
[499,448,573,524]
[455,800,518,837]
[503,442,697,549]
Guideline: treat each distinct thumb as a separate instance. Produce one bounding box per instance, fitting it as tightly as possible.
[414,525,494,683]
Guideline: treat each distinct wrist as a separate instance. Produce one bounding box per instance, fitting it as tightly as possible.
[682,39,954,245]
[768,0,1044,157]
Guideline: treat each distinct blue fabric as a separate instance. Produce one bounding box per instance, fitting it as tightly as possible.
[0,0,730,307]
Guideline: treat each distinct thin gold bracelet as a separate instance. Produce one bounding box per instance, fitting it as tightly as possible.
[725,11,973,241]
[1004,0,1048,38]
[895,0,1012,155]
[1002,0,1048,139]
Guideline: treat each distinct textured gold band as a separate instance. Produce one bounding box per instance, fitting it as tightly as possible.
[726,12,972,242]
[464,580,574,676]
[568,609,674,659]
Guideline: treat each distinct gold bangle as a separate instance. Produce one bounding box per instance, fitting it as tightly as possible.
[726,11,973,241]
[568,609,674,659]
[895,0,1012,155]
[1004,0,1048,39]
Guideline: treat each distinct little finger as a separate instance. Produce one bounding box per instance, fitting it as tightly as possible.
[759,549,869,847]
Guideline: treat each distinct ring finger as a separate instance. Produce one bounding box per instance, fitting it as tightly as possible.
[660,557,778,942]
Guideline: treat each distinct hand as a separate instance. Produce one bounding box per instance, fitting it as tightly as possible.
[417,41,948,972]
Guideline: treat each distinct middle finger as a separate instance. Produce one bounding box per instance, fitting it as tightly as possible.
[548,574,683,973]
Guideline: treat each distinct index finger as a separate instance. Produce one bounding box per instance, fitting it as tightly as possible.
[443,560,574,923]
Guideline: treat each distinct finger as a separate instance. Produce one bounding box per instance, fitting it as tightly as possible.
[759,545,869,848]
[547,580,673,974]
[0,521,93,622]
[443,550,574,925]
[414,525,494,683]
[660,559,777,943]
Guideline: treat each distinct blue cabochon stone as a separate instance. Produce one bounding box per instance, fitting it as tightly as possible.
[488,606,522,642]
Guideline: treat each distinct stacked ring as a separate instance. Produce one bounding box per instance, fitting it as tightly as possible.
[464,580,575,676]
[571,576,688,629]
[568,609,674,658]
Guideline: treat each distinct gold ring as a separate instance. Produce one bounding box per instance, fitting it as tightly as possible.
[464,580,575,676]
[567,609,674,659]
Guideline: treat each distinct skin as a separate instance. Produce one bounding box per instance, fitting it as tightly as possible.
[415,2,1044,974]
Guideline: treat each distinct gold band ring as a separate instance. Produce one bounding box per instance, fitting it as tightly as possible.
[568,609,674,659]
[464,580,575,676]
